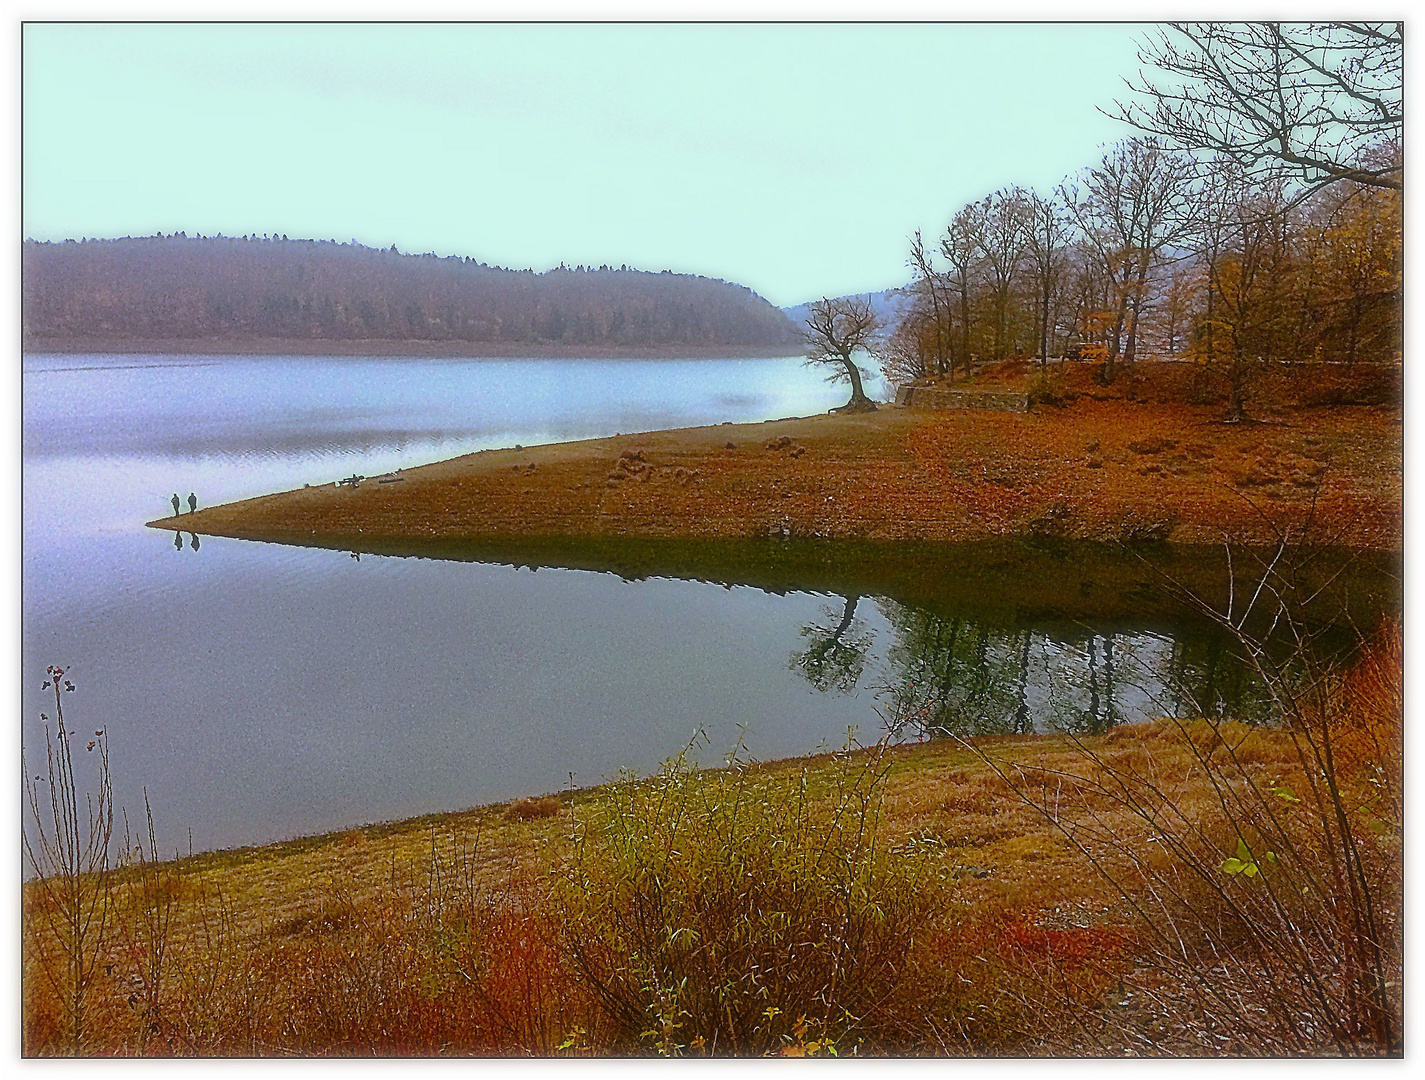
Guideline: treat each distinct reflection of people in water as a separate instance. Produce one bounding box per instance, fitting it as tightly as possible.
[190,533,200,552]
[171,493,181,516]
[174,531,184,551]
[188,492,197,514]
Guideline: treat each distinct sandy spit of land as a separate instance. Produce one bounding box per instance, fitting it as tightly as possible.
[149,399,1401,553]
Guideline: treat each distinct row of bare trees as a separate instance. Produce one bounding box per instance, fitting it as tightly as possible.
[885,148,1402,385]
[882,22,1402,399]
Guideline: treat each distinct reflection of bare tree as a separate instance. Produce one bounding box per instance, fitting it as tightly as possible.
[1075,634,1119,735]
[790,595,873,695]
[1162,633,1277,724]
[878,603,1024,738]
[861,592,1324,739]
[1013,630,1032,734]
[1085,636,1101,730]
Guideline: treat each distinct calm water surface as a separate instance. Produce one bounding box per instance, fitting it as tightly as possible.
[24,354,896,853]
[21,353,1396,856]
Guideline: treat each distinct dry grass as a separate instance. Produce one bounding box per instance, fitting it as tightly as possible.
[151,380,1400,552]
[954,619,1404,1055]
[10,726,1286,1056]
[23,622,1401,1056]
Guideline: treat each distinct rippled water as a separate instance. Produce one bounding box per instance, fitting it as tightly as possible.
[21,353,1397,856]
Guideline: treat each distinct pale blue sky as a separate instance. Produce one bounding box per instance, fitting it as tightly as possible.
[23,22,1146,307]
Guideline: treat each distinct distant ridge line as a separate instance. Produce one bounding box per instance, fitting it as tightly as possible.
[23,234,802,354]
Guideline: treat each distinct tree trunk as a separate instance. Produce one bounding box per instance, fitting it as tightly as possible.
[837,354,876,411]
[1039,282,1051,368]
[1102,293,1127,384]
[1226,360,1247,422]
[831,595,859,642]
[958,283,971,379]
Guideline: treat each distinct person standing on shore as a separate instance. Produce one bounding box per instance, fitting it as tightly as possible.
[188,492,197,513]
[171,493,181,516]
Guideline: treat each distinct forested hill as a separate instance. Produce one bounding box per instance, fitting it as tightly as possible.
[21,236,803,355]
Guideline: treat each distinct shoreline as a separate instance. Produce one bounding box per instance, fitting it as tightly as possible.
[148,400,1403,553]
[137,731,952,872]
[23,337,803,360]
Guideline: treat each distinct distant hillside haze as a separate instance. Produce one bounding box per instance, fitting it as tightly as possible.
[782,288,913,336]
[22,235,803,354]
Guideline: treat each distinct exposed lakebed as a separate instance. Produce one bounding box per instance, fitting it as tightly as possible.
[22,353,1399,855]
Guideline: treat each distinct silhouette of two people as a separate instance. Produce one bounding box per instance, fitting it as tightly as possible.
[170,492,199,551]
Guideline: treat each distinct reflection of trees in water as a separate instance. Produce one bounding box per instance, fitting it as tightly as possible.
[878,603,1029,738]
[789,595,874,695]
[791,597,1286,737]
[1161,634,1277,724]
[1039,631,1165,735]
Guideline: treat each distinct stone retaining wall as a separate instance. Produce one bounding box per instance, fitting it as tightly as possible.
[894,385,1031,412]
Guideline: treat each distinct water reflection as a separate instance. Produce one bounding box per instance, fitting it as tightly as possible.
[25,349,1398,854]
[795,592,1350,741]
[24,353,882,853]
[218,529,1392,742]
[791,595,870,694]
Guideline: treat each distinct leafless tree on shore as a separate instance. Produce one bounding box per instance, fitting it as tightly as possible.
[802,297,880,412]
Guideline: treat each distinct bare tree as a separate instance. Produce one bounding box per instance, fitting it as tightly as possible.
[1202,172,1298,421]
[907,230,955,379]
[1070,139,1194,380]
[1022,189,1074,366]
[1151,265,1197,356]
[1114,22,1403,193]
[940,204,983,378]
[1182,156,1248,379]
[878,303,940,388]
[974,188,1031,361]
[802,297,879,412]
[1061,238,1116,362]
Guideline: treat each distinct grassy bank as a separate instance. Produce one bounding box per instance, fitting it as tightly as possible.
[149,380,1401,553]
[23,621,1402,1056]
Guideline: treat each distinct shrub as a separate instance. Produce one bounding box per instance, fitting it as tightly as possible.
[23,666,114,1055]
[962,536,1404,1055]
[1027,371,1067,407]
[553,737,937,1056]
[505,795,561,821]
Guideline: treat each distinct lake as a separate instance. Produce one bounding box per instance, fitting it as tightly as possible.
[21,353,1399,856]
